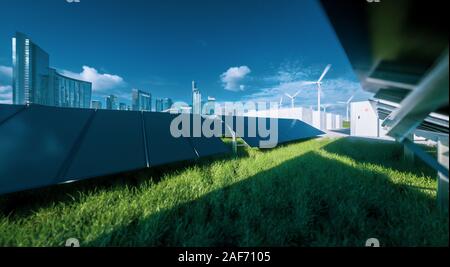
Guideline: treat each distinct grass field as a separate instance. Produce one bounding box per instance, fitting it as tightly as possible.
[0,137,448,247]
[342,121,350,129]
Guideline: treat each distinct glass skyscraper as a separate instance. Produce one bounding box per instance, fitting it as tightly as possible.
[155,97,173,112]
[192,81,201,115]
[106,95,118,110]
[131,89,152,111]
[91,100,102,109]
[12,32,92,108]
[119,102,127,111]
[204,96,216,115]
[49,68,92,108]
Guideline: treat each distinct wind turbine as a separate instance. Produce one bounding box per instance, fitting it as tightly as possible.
[321,103,333,113]
[279,97,283,108]
[338,95,354,121]
[305,64,332,129]
[285,90,301,109]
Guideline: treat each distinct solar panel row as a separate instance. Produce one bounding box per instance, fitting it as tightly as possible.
[0,104,229,195]
[0,105,323,195]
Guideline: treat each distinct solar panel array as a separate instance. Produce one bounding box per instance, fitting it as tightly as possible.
[0,104,324,194]
[0,104,229,195]
[220,116,324,148]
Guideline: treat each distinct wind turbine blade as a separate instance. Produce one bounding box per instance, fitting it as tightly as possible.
[302,81,317,85]
[292,90,301,98]
[317,64,332,83]
[347,95,355,103]
[285,93,293,99]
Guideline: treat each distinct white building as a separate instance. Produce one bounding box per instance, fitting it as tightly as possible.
[192,81,202,115]
[350,101,389,138]
[245,107,342,130]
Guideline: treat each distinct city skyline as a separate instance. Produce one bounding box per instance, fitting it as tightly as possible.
[0,0,373,115]
[12,32,92,108]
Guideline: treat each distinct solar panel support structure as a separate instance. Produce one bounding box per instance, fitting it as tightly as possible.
[141,111,150,168]
[437,136,449,213]
[402,138,449,212]
[218,115,237,156]
[403,133,415,163]
[382,52,449,142]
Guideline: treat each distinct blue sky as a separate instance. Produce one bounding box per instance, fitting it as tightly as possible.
[0,0,372,114]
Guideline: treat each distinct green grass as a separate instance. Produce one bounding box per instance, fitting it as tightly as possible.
[342,120,350,129]
[0,137,447,247]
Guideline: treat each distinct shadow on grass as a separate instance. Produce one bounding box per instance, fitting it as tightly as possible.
[0,142,243,219]
[329,128,350,135]
[323,137,436,177]
[85,149,447,247]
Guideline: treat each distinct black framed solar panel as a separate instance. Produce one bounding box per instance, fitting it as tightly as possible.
[189,115,229,157]
[143,112,199,167]
[0,104,25,124]
[0,105,94,194]
[61,109,148,183]
[278,118,325,143]
[220,115,324,148]
[0,105,231,195]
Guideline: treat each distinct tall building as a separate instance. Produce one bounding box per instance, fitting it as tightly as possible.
[155,97,173,112]
[119,102,127,111]
[49,68,92,108]
[204,96,216,115]
[12,32,92,108]
[192,81,201,115]
[155,98,163,112]
[106,95,118,110]
[131,89,152,111]
[12,32,49,105]
[162,98,173,111]
[91,100,102,109]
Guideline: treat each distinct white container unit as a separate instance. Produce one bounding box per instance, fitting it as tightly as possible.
[326,113,333,130]
[350,101,381,137]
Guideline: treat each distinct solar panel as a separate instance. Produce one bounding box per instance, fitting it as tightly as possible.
[278,118,325,143]
[0,105,231,195]
[190,115,229,157]
[61,109,148,183]
[221,115,324,148]
[143,112,199,166]
[0,105,94,194]
[0,104,25,124]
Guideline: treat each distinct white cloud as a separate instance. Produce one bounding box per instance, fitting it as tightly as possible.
[0,66,12,79]
[221,66,251,91]
[60,66,125,92]
[0,85,12,104]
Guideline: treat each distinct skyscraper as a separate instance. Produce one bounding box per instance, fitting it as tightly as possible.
[106,95,118,110]
[49,68,92,108]
[131,89,152,111]
[119,102,127,111]
[12,32,49,105]
[156,97,173,112]
[12,32,92,108]
[192,81,201,115]
[204,96,216,115]
[162,98,173,111]
[91,100,102,109]
[155,98,163,112]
